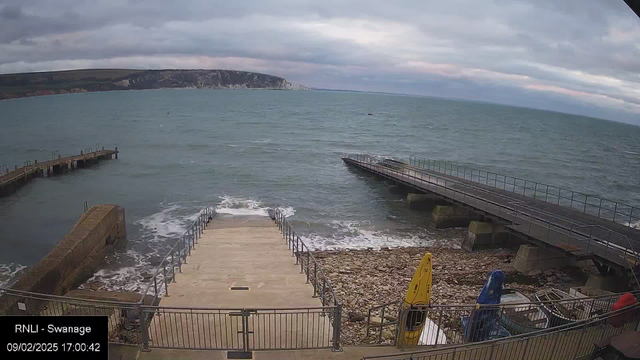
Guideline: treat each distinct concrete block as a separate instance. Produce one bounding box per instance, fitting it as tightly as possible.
[463,221,510,252]
[406,193,446,211]
[585,274,628,293]
[431,205,481,229]
[512,244,574,273]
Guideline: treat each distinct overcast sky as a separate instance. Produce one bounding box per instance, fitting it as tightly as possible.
[1,1,639,124]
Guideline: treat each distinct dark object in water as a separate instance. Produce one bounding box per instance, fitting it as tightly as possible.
[267,208,276,220]
[464,270,504,342]
[368,113,374,115]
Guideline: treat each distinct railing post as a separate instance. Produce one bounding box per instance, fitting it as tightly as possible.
[306,250,310,283]
[139,304,150,351]
[295,237,300,265]
[171,250,176,281]
[300,244,304,274]
[313,262,318,297]
[434,307,443,346]
[163,266,169,297]
[322,277,327,306]
[332,304,342,352]
[584,195,588,213]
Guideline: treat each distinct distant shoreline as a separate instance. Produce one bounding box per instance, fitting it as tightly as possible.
[0,68,308,101]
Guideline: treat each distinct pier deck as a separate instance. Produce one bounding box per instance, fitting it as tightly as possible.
[343,154,640,274]
[0,148,118,197]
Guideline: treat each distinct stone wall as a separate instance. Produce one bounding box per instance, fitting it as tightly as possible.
[2,205,126,314]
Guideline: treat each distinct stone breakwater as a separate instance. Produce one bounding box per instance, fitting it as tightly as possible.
[314,247,591,345]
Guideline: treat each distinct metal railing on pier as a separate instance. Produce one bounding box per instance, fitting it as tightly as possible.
[345,154,640,276]
[139,206,216,305]
[273,207,343,351]
[409,156,640,229]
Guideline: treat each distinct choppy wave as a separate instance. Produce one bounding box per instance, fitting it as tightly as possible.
[304,219,462,250]
[215,196,295,217]
[80,250,153,293]
[81,204,202,293]
[135,204,200,242]
[0,263,27,288]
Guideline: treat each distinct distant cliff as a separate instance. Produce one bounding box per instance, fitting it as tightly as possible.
[0,69,309,100]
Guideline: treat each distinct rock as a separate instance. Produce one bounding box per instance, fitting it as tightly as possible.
[382,329,394,340]
[348,312,366,322]
[527,269,542,276]
[547,276,556,283]
[369,316,383,326]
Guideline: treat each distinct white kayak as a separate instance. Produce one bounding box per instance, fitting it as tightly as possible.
[418,316,447,345]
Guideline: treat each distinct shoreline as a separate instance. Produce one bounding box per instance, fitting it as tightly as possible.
[314,246,592,345]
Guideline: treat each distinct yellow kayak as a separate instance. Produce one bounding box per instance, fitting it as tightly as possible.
[402,252,433,346]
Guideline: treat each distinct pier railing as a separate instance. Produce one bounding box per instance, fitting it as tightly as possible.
[273,207,343,351]
[364,301,640,360]
[409,156,640,229]
[345,154,640,276]
[139,205,216,305]
[365,290,640,347]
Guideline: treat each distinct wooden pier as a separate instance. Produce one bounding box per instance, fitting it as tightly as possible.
[0,148,118,197]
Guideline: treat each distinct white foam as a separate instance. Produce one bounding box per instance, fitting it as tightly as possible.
[81,204,204,294]
[0,263,27,288]
[215,196,295,217]
[80,249,153,293]
[135,204,196,242]
[305,220,460,250]
[630,220,640,230]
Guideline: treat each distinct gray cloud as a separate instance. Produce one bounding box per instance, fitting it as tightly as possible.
[0,0,639,123]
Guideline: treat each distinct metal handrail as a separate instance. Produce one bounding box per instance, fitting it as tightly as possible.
[346,154,639,270]
[409,155,639,229]
[139,205,216,305]
[365,301,640,359]
[273,207,341,307]
[272,207,343,351]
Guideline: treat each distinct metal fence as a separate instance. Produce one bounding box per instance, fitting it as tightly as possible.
[364,302,640,360]
[139,206,216,305]
[409,156,640,229]
[366,290,640,348]
[345,154,640,276]
[273,207,343,350]
[143,305,338,351]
